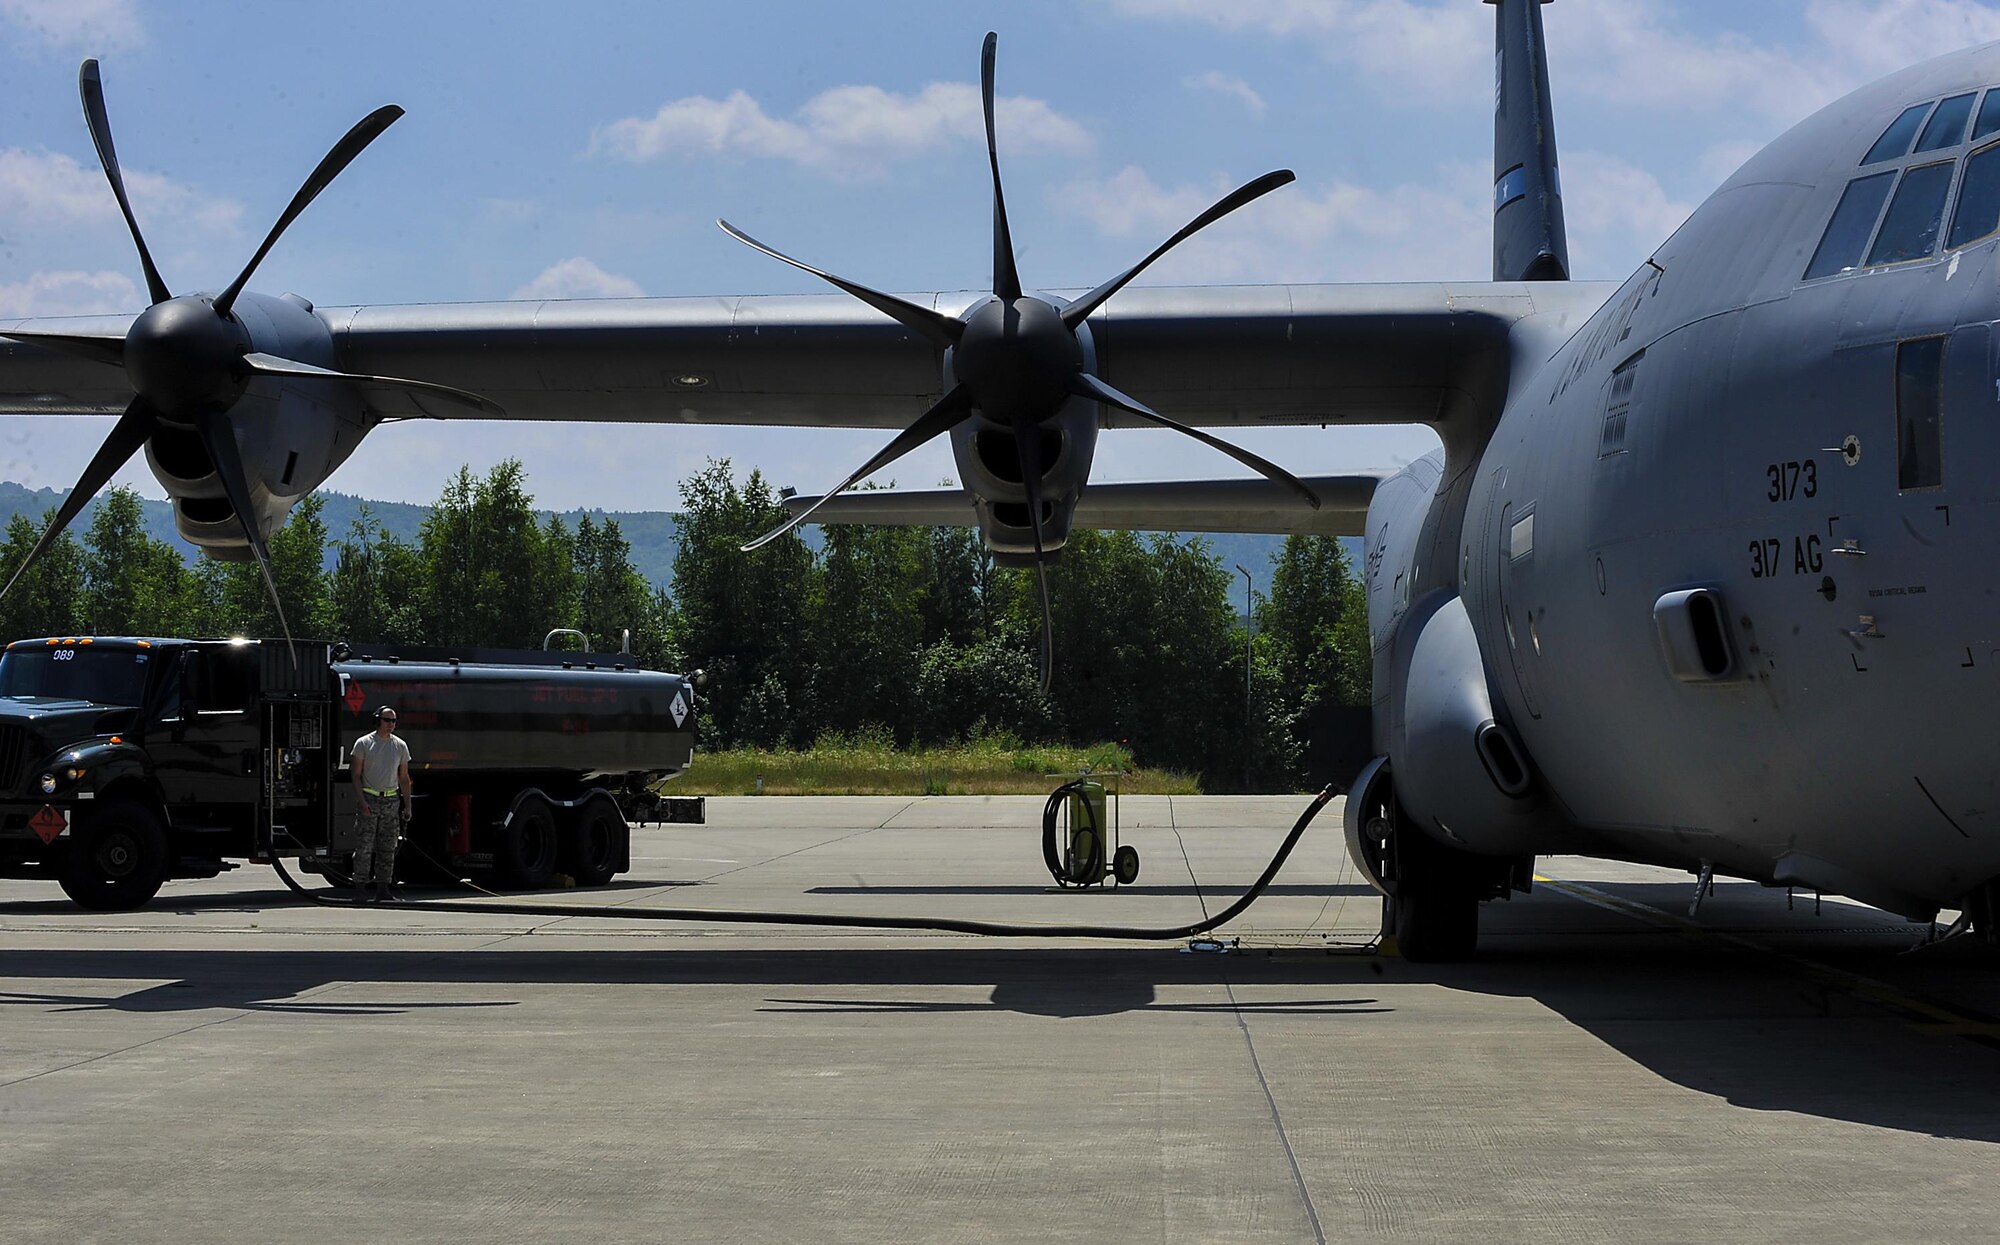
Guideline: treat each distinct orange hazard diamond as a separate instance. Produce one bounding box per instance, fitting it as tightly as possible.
[29,805,66,845]
[344,678,366,714]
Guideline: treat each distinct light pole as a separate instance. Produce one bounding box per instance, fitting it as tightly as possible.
[1236,564,1253,791]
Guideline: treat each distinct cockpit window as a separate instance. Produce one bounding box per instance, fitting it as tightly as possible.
[1975,91,2000,142]
[1864,103,1935,164]
[1948,142,2000,249]
[1805,172,1898,278]
[1917,93,1978,152]
[1866,162,1955,265]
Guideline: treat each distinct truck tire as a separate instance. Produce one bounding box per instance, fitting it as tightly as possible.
[59,800,169,911]
[563,796,623,888]
[494,794,558,890]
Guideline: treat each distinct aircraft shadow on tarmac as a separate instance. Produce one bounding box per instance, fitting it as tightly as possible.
[805,884,1377,898]
[0,877,705,916]
[5,880,2000,1142]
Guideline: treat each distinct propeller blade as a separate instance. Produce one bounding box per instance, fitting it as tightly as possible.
[1060,169,1295,330]
[1011,418,1054,692]
[980,32,1023,301]
[239,352,507,417]
[0,328,126,369]
[78,60,172,306]
[717,220,963,349]
[1068,372,1320,510]
[193,410,293,654]
[214,105,405,316]
[741,385,973,552]
[0,396,156,601]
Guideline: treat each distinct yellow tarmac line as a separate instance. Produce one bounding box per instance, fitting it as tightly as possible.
[1534,873,2000,1045]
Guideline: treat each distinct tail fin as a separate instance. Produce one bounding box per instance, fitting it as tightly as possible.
[1488,0,1569,281]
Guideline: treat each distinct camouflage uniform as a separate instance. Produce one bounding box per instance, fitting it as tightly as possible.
[353,792,402,889]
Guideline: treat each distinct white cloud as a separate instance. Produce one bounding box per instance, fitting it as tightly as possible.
[1805,0,2000,82]
[0,0,141,50]
[1110,0,1486,100]
[1111,0,2000,125]
[511,257,645,301]
[1184,70,1266,117]
[0,269,140,317]
[0,147,241,237]
[1559,152,1696,277]
[591,81,1091,176]
[1055,163,1488,284]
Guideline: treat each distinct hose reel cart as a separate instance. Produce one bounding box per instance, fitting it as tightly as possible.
[1042,774,1138,888]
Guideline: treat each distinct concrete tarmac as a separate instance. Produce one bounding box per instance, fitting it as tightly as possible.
[3,794,1999,1243]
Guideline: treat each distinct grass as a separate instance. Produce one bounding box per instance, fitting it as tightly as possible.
[667,733,1201,796]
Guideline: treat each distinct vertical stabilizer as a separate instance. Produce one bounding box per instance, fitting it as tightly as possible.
[1488,0,1569,281]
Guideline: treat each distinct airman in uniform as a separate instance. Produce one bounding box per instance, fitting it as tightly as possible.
[349,705,412,903]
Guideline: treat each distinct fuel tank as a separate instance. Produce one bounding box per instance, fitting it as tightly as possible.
[332,646,695,780]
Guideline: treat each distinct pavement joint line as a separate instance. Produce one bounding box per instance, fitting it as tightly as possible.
[1534,873,2000,1052]
[0,1006,255,1092]
[1220,961,1327,1245]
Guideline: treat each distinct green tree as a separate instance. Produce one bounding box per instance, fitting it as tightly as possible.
[327,505,429,644]
[0,511,86,641]
[573,514,656,655]
[672,459,814,746]
[417,461,551,649]
[82,487,189,635]
[207,494,331,639]
[1256,535,1370,787]
[808,520,928,740]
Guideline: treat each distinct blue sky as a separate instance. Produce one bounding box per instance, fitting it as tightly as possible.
[4,0,2000,512]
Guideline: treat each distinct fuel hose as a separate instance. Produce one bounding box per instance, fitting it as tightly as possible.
[270,784,1340,942]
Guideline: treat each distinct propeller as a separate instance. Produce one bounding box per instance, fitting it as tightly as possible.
[0,60,501,649]
[721,32,1310,689]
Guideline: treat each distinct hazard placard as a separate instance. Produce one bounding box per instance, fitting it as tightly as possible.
[29,805,67,845]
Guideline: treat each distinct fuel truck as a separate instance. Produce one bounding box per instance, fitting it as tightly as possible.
[0,636,699,910]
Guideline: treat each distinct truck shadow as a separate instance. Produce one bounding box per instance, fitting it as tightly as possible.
[2,880,1998,1142]
[0,876,705,915]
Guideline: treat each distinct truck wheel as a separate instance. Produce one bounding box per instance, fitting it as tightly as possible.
[562,797,623,888]
[494,795,558,890]
[59,801,168,912]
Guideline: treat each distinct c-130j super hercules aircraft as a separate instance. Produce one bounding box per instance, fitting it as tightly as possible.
[5,0,2000,960]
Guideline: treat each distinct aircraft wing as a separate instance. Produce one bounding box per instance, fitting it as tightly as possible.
[783,475,1387,537]
[0,281,1614,428]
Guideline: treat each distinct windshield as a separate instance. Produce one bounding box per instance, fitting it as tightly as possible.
[0,647,154,708]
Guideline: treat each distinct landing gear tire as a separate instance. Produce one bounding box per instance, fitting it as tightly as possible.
[494,795,558,890]
[562,797,623,888]
[1391,884,1479,963]
[59,800,168,912]
[1113,844,1140,885]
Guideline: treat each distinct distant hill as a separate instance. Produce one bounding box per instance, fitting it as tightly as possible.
[0,481,1354,597]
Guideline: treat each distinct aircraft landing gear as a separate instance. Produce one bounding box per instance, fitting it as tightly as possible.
[1345,759,1527,963]
[1387,876,1481,963]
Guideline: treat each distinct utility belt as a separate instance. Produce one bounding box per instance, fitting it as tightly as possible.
[363,788,402,799]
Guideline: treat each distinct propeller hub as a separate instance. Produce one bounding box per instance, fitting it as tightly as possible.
[124,297,250,421]
[953,297,1081,426]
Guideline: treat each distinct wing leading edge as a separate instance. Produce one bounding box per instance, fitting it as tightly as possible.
[1,281,1614,429]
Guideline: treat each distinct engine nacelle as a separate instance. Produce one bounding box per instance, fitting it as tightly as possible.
[945,320,1102,565]
[143,292,377,558]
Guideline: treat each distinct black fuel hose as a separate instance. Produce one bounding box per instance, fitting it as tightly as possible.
[1041,779,1105,886]
[269,784,1340,942]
